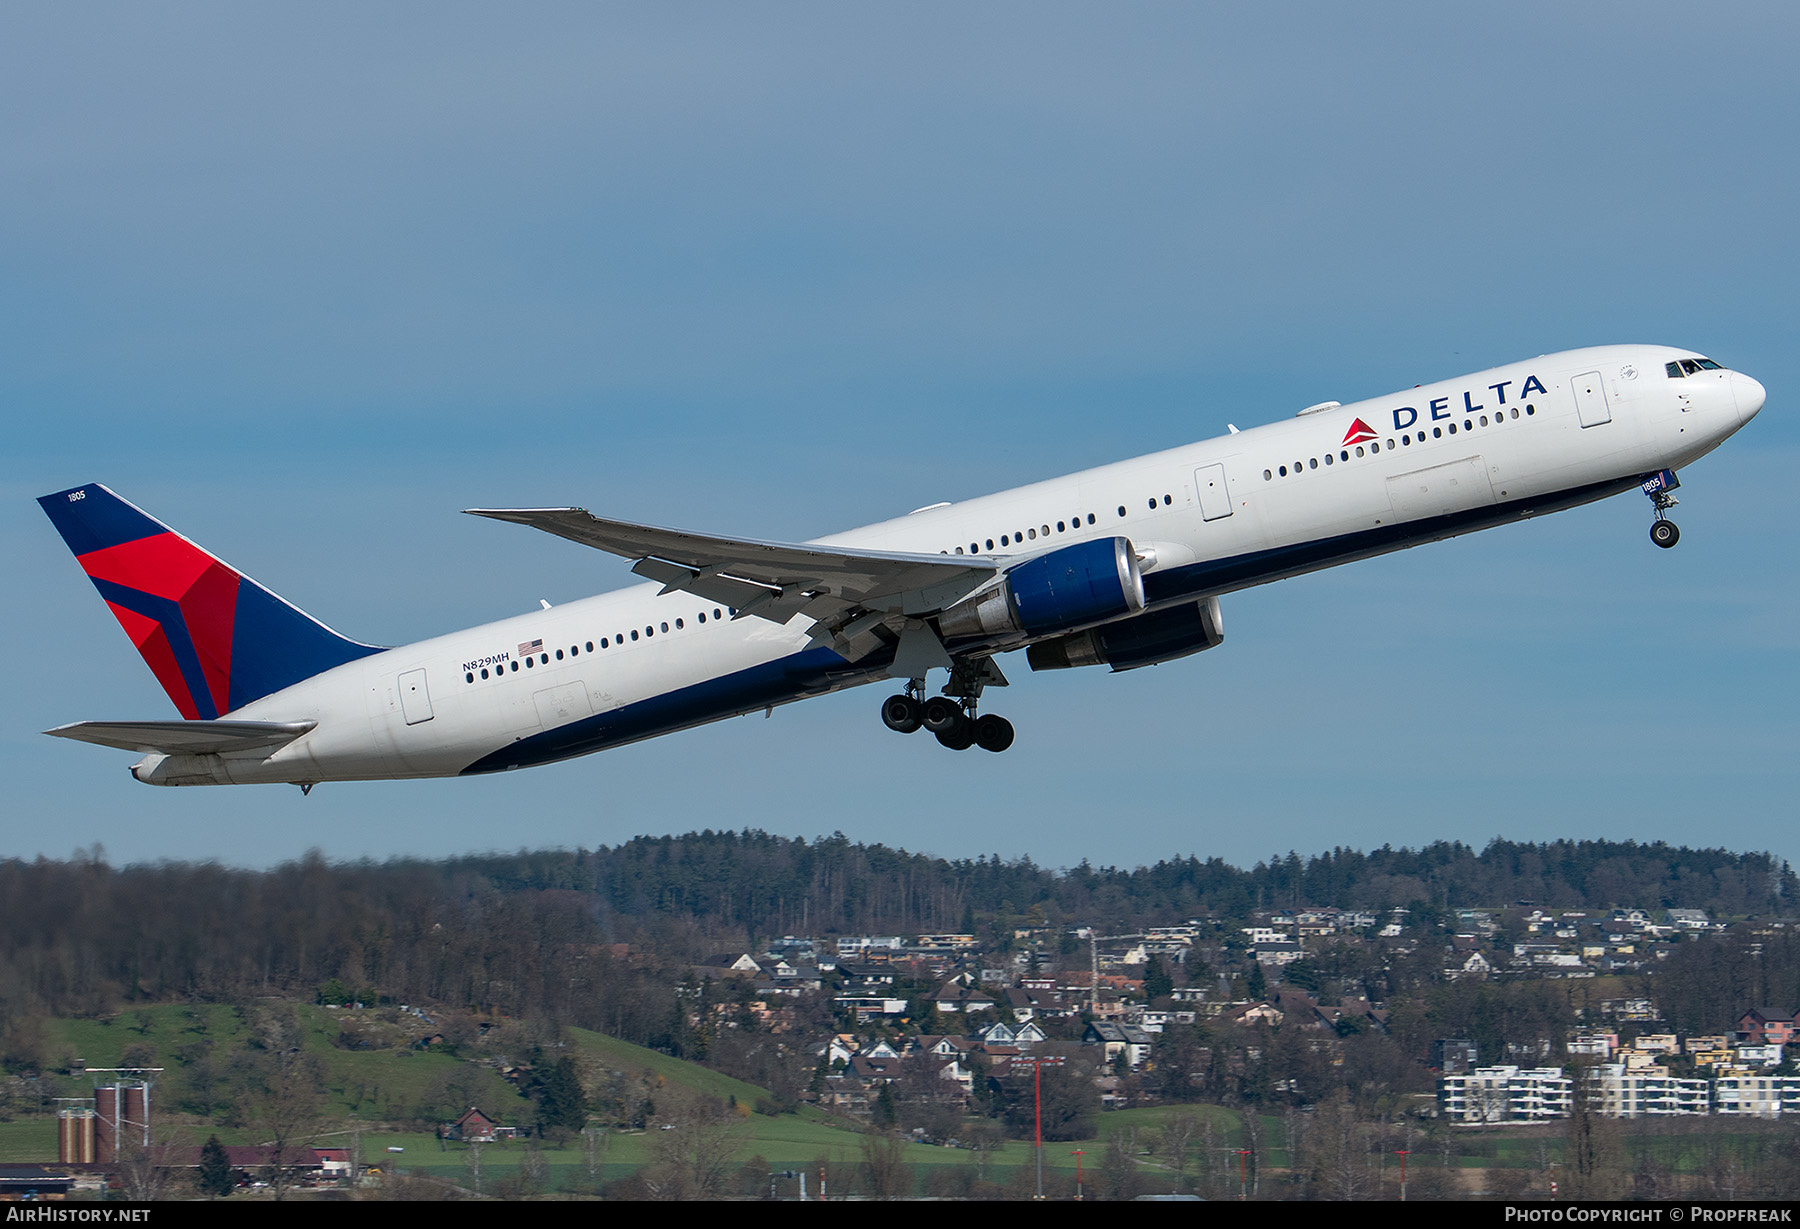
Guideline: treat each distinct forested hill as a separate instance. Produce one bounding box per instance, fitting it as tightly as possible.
[0,835,1790,1041]
[435,833,1794,932]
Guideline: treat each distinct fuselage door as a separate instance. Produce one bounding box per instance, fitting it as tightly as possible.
[398,669,434,725]
[1195,464,1234,521]
[1572,370,1612,428]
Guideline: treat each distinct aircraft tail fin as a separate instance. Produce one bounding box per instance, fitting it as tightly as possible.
[38,484,383,718]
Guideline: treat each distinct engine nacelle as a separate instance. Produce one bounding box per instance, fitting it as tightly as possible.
[1026,595,1224,672]
[938,537,1145,640]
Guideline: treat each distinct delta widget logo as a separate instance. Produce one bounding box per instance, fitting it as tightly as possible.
[1340,418,1378,446]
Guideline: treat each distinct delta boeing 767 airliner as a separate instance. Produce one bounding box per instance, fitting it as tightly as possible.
[40,345,1764,789]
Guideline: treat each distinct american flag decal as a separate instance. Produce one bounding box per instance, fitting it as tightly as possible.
[518,639,543,656]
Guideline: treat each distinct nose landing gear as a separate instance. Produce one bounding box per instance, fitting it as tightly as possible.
[1642,469,1681,549]
[878,657,1015,752]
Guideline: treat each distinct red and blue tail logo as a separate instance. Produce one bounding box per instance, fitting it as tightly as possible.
[39,484,382,719]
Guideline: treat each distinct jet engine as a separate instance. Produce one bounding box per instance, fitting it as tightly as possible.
[1026,595,1223,672]
[937,537,1145,640]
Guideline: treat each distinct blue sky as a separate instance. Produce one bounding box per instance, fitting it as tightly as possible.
[4,4,1795,875]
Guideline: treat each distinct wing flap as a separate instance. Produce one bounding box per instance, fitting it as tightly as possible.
[466,506,997,621]
[46,719,317,756]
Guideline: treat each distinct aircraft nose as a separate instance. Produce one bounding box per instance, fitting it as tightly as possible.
[1732,371,1766,425]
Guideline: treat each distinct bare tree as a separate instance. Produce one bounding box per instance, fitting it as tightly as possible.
[244,1049,327,1200]
[1309,1094,1377,1201]
[1563,1060,1624,1200]
[1236,1105,1263,1199]
[640,1093,747,1200]
[581,1125,609,1192]
[116,1126,184,1202]
[463,1138,484,1196]
[859,1129,912,1200]
[1156,1111,1199,1193]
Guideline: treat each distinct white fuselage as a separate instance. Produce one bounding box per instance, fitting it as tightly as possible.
[138,345,1762,786]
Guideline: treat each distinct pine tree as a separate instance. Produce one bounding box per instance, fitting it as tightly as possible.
[535,1056,588,1139]
[1143,955,1174,1001]
[197,1135,234,1199]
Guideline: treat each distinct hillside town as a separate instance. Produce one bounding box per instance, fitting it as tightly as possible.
[676,904,1800,1129]
[3,837,1796,1198]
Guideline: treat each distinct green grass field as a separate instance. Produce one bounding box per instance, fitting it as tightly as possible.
[7,1005,1786,1196]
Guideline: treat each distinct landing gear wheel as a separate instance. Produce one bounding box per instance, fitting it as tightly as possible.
[935,719,975,751]
[973,714,1015,753]
[1650,519,1680,549]
[880,694,922,733]
[921,695,963,734]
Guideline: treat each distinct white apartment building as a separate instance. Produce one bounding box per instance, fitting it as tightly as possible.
[1713,1075,1800,1118]
[1590,1064,1710,1117]
[1440,1066,1572,1123]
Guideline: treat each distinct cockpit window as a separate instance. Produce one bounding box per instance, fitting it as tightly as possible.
[1668,357,1726,377]
[1667,361,1684,378]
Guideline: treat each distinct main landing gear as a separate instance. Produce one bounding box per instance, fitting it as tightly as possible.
[880,659,1015,752]
[1644,468,1682,549]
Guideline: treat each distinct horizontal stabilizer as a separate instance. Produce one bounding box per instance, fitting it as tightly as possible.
[45,719,317,756]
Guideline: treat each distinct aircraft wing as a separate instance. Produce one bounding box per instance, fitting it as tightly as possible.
[465,507,998,633]
[45,719,317,756]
